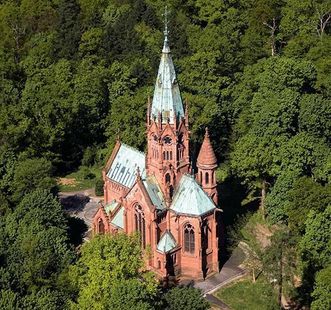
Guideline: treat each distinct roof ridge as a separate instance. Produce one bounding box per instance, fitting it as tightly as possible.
[121,142,145,156]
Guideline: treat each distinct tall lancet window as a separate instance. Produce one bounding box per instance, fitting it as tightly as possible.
[201,220,209,250]
[184,223,195,254]
[135,204,146,248]
[98,219,105,234]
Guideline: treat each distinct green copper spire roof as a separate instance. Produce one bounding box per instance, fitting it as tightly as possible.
[150,20,184,124]
[171,174,216,216]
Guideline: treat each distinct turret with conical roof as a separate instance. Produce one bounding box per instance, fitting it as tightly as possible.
[196,128,218,204]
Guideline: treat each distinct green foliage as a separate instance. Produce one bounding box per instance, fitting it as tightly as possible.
[105,88,148,151]
[69,234,158,310]
[95,178,104,196]
[265,170,298,223]
[262,228,297,302]
[58,165,101,192]
[81,146,98,167]
[163,286,210,310]
[0,189,74,308]
[11,157,57,202]
[299,94,331,144]
[0,0,330,308]
[286,178,331,235]
[299,206,331,271]
[311,265,331,310]
[0,289,20,310]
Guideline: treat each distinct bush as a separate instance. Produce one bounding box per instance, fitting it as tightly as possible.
[80,166,96,180]
[95,179,104,196]
[163,286,210,310]
[81,147,97,167]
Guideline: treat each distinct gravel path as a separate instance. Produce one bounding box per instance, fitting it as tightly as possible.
[194,246,247,309]
[59,189,101,237]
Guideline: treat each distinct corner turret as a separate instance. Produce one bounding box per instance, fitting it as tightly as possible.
[196,128,218,204]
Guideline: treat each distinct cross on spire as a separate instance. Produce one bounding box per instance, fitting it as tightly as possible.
[162,6,170,45]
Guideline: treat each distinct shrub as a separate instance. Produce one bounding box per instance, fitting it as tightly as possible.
[95,179,104,196]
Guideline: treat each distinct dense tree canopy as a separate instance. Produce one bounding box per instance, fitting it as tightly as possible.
[0,0,330,308]
[68,234,158,310]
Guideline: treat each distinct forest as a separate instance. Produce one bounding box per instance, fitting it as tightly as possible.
[0,0,330,309]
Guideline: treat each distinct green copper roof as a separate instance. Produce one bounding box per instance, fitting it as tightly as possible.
[107,143,146,188]
[171,174,216,216]
[143,176,166,210]
[157,230,177,253]
[104,200,119,215]
[150,36,184,124]
[111,206,124,229]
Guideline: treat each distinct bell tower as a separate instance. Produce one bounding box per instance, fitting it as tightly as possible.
[146,17,190,201]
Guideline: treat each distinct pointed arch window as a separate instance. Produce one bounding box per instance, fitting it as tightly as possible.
[205,172,209,184]
[98,219,105,235]
[134,205,146,248]
[184,223,195,254]
[201,220,209,250]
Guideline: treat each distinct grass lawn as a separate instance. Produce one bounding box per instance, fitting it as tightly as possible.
[214,276,278,310]
[57,166,102,192]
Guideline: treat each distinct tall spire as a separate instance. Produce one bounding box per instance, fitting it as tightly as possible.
[150,7,184,124]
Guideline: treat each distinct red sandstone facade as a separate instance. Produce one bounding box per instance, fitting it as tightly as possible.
[93,34,221,280]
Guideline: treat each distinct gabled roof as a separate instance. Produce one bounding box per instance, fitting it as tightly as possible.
[150,35,184,124]
[157,230,177,253]
[106,143,146,188]
[110,206,124,229]
[171,174,216,216]
[104,200,119,215]
[143,176,166,210]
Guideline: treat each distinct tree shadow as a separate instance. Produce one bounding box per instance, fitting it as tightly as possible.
[60,194,90,213]
[67,216,88,247]
[218,176,259,268]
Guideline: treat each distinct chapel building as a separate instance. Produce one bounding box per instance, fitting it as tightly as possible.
[93,31,221,279]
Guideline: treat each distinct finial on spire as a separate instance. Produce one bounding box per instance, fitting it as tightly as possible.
[205,127,209,137]
[162,6,170,53]
[136,166,142,181]
[163,6,169,39]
